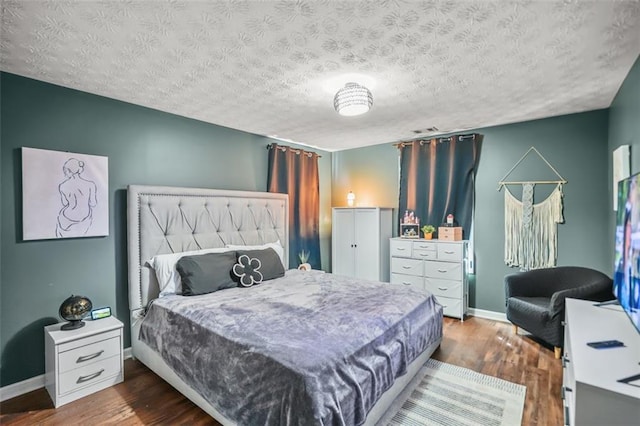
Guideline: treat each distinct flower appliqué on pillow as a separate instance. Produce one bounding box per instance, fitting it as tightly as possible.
[233,255,263,287]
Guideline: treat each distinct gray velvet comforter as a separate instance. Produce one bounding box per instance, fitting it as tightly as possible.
[139,270,443,426]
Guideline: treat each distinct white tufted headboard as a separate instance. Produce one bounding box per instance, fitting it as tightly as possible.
[127,185,288,313]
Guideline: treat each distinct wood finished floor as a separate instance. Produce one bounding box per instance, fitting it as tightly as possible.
[1,316,563,425]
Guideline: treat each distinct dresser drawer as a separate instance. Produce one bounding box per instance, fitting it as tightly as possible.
[435,296,462,318]
[59,336,121,374]
[424,278,462,298]
[391,273,424,290]
[413,241,437,252]
[437,243,463,261]
[390,240,413,257]
[412,249,437,260]
[58,354,121,396]
[424,260,462,281]
[391,257,423,276]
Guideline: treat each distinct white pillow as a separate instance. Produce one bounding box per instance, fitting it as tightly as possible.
[226,240,286,268]
[147,247,234,296]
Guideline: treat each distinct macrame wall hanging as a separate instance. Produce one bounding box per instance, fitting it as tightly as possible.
[498,147,567,271]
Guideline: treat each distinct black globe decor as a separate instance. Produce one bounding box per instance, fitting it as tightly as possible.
[59,295,92,330]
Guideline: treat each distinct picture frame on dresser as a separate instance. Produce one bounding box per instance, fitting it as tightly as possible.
[390,237,469,320]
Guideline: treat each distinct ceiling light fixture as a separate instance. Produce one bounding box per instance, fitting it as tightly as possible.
[333,82,373,117]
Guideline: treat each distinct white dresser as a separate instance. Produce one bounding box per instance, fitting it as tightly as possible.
[562,299,640,425]
[45,316,124,407]
[390,238,468,319]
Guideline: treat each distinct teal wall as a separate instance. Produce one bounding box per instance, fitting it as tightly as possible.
[608,55,640,264]
[333,109,611,313]
[0,72,332,386]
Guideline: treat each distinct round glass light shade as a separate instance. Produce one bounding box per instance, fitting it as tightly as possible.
[334,82,373,117]
[59,294,92,330]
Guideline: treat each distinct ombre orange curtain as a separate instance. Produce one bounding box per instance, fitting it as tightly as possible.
[398,134,482,238]
[267,143,321,269]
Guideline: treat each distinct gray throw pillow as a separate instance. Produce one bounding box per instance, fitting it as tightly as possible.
[176,251,237,296]
[234,247,285,286]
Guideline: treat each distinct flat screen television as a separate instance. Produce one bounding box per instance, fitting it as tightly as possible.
[614,172,640,334]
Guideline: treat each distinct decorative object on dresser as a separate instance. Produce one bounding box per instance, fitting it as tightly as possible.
[390,237,468,320]
[58,294,93,330]
[400,209,420,238]
[562,299,640,425]
[504,266,613,359]
[332,207,393,281]
[45,316,123,408]
[421,225,435,240]
[438,226,462,241]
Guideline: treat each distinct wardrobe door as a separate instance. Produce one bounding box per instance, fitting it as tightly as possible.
[354,209,379,281]
[332,209,355,276]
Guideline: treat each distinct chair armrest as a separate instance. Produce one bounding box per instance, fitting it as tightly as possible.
[549,278,613,318]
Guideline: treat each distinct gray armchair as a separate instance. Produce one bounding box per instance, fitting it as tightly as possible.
[505,266,613,358]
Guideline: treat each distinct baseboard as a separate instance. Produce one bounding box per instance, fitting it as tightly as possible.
[0,374,45,402]
[0,347,134,402]
[468,308,508,323]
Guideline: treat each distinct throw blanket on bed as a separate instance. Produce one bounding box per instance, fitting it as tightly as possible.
[139,270,443,426]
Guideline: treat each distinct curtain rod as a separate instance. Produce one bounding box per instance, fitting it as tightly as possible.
[393,133,477,148]
[267,143,321,158]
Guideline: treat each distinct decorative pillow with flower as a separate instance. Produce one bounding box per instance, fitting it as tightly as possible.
[233,255,263,287]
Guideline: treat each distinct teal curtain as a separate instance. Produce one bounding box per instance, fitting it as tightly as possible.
[267,143,321,269]
[398,134,482,238]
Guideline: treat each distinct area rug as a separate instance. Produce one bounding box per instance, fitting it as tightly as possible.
[386,359,526,426]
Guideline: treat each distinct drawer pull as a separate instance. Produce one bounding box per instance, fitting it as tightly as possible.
[396,247,406,251]
[438,286,448,291]
[444,250,454,254]
[76,369,105,384]
[402,282,412,285]
[76,350,104,364]
[418,253,429,256]
[437,269,447,273]
[402,265,412,269]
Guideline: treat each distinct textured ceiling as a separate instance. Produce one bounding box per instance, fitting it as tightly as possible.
[1,1,639,152]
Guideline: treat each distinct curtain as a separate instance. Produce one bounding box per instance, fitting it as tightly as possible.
[398,134,482,238]
[267,143,321,269]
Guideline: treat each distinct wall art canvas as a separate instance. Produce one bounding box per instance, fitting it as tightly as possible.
[22,147,109,240]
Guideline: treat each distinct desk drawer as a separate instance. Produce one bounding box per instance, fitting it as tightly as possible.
[391,273,424,290]
[59,336,121,373]
[424,278,462,298]
[424,261,462,281]
[58,354,121,396]
[390,240,413,258]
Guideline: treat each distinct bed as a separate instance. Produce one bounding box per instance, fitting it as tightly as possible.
[127,185,443,425]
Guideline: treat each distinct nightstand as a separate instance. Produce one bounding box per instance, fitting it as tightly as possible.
[45,316,123,408]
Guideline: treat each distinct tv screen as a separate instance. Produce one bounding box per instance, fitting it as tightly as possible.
[614,172,640,334]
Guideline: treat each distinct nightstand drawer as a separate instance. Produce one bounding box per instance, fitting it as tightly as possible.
[437,243,463,261]
[391,257,423,276]
[58,354,121,396]
[59,336,121,373]
[390,273,424,290]
[390,240,413,257]
[424,261,462,281]
[424,278,462,298]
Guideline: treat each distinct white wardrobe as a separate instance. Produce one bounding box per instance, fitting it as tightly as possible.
[331,207,393,282]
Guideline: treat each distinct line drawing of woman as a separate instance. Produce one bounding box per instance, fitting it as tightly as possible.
[55,158,98,238]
